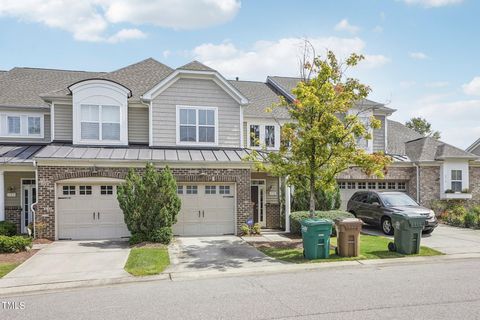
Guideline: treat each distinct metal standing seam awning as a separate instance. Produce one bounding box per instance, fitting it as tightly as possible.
[0,145,44,164]
[33,145,268,163]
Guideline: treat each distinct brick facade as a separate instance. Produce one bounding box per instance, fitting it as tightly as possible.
[417,166,441,207]
[5,206,22,234]
[35,165,251,239]
[265,203,281,229]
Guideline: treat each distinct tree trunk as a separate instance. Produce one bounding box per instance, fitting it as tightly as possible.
[309,175,315,218]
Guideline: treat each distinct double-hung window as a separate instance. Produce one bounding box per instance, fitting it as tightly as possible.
[248,124,279,150]
[451,170,462,192]
[178,107,217,145]
[80,104,120,141]
[1,113,43,137]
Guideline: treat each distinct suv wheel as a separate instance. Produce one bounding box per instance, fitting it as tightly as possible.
[381,217,394,235]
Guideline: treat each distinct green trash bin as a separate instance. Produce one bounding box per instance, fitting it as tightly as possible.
[300,218,333,259]
[388,212,427,255]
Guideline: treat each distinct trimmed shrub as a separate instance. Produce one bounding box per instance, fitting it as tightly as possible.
[463,212,476,228]
[0,235,32,253]
[149,227,173,245]
[0,221,17,236]
[129,234,145,246]
[240,224,250,236]
[291,186,341,212]
[290,210,354,235]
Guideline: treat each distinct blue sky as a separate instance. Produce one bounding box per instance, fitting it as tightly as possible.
[0,0,479,148]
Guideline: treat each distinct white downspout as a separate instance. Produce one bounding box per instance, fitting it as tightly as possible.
[285,177,291,233]
[32,160,38,238]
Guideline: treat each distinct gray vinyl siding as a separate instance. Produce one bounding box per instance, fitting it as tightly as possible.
[128,106,149,144]
[4,171,35,207]
[0,107,51,143]
[54,104,72,141]
[266,176,279,204]
[151,78,241,147]
[373,115,386,153]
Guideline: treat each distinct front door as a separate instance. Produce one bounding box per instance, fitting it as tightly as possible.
[21,179,36,234]
[251,182,266,227]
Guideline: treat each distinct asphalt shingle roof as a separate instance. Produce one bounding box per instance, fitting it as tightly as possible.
[267,76,396,113]
[177,60,215,72]
[386,120,423,156]
[229,80,289,119]
[0,68,102,108]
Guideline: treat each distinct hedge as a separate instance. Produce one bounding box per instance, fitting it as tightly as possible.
[0,221,17,236]
[290,210,355,235]
[0,235,32,253]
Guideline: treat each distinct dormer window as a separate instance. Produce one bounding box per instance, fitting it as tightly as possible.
[176,106,217,145]
[0,113,44,138]
[80,105,120,141]
[70,79,130,146]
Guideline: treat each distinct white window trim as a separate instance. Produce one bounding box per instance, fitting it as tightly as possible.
[175,105,219,146]
[246,122,281,151]
[76,104,125,145]
[0,112,44,138]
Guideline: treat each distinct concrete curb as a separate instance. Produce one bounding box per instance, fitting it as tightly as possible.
[2,252,480,296]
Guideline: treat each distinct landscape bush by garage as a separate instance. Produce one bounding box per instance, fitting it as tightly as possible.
[437,204,480,229]
[290,210,354,235]
[0,235,32,253]
[0,221,17,236]
[291,185,341,212]
[117,163,181,245]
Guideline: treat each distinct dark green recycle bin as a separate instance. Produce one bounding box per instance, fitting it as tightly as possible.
[388,212,427,255]
[300,219,333,259]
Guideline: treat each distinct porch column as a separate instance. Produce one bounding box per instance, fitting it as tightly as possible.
[285,182,291,233]
[0,171,4,221]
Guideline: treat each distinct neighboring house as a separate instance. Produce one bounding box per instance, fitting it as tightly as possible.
[0,58,476,240]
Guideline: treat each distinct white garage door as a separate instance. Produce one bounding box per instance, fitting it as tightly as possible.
[173,183,235,236]
[338,181,407,210]
[57,182,130,240]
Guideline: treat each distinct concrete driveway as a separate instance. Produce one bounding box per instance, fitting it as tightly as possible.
[362,223,480,255]
[167,236,283,274]
[0,240,131,289]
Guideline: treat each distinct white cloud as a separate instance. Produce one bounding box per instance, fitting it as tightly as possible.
[400,80,416,88]
[372,26,383,33]
[401,0,463,8]
[409,52,429,60]
[162,50,172,58]
[192,37,390,80]
[334,19,360,34]
[463,77,480,96]
[425,81,449,88]
[0,0,240,42]
[106,28,146,43]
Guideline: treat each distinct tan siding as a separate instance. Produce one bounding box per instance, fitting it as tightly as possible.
[243,121,247,147]
[128,106,149,144]
[5,172,35,207]
[151,78,241,147]
[266,176,279,204]
[54,104,72,141]
[373,115,386,153]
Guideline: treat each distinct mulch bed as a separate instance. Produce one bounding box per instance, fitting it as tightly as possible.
[0,249,39,264]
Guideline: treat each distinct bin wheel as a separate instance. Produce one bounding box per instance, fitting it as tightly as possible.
[335,247,339,255]
[303,249,305,258]
[388,242,396,252]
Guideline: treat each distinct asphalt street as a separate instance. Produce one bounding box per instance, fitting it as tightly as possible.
[1,257,480,320]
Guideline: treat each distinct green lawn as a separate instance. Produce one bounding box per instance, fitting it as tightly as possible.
[124,247,170,276]
[258,235,443,263]
[0,263,19,278]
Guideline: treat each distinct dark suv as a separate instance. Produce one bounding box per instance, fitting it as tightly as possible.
[346,191,438,235]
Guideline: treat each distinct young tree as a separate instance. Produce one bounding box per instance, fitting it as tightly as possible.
[405,117,441,139]
[251,50,391,216]
[117,163,181,244]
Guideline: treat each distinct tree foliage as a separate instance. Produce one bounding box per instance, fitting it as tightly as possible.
[117,163,181,244]
[291,184,341,212]
[405,117,441,139]
[248,49,391,215]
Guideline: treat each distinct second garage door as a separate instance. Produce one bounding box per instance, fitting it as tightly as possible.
[338,180,408,210]
[173,183,235,236]
[57,182,130,240]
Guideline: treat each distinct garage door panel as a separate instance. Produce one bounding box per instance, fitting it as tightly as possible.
[174,183,235,236]
[57,183,130,240]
